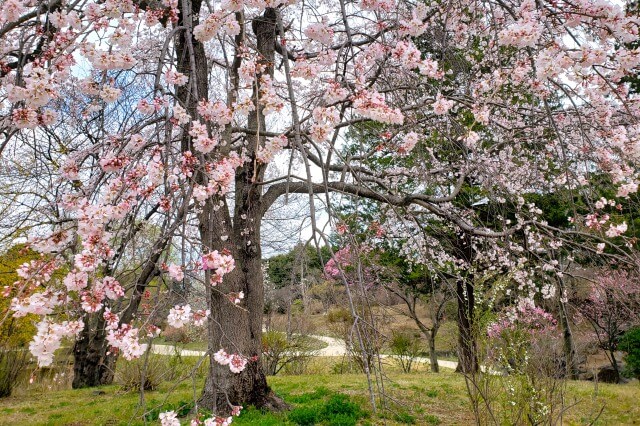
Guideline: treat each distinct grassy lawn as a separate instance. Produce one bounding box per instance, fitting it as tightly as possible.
[1,365,639,425]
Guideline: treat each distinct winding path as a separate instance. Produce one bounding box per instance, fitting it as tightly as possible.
[149,334,460,370]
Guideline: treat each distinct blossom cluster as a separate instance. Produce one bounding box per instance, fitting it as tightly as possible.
[201,250,236,284]
[352,90,404,125]
[214,349,248,374]
[167,304,210,328]
[256,135,288,163]
[487,299,557,339]
[29,319,84,367]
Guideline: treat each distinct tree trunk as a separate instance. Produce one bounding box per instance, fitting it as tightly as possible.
[455,278,478,374]
[428,332,439,373]
[558,294,577,379]
[198,225,284,412]
[454,233,478,374]
[72,220,167,388]
[609,348,621,383]
[72,312,115,388]
[196,7,286,413]
[411,308,440,373]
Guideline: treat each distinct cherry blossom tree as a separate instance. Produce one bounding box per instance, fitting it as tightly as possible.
[2,0,640,418]
[574,269,640,382]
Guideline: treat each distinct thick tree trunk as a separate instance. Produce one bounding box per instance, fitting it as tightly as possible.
[72,312,115,388]
[72,220,167,388]
[453,233,478,374]
[198,222,285,412]
[195,7,286,413]
[455,278,478,374]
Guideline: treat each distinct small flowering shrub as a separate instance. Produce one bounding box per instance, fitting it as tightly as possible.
[475,298,565,425]
[487,299,557,374]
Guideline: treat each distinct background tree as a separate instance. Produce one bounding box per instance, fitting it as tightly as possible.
[574,270,640,382]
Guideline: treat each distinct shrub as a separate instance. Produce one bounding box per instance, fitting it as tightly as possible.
[389,330,422,373]
[620,326,640,380]
[116,354,171,391]
[261,331,317,376]
[162,325,194,344]
[0,348,29,397]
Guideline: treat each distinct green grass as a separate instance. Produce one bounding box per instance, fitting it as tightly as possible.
[151,338,209,352]
[0,369,639,425]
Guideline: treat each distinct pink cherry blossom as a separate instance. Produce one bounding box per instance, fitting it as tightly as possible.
[165,70,188,86]
[167,304,193,328]
[202,250,235,284]
[432,93,454,115]
[167,264,184,281]
[64,270,89,292]
[159,411,180,426]
[304,21,334,45]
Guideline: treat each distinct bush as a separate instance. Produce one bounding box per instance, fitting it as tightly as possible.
[620,326,640,380]
[116,354,172,391]
[162,325,195,344]
[0,348,29,397]
[261,331,317,376]
[389,330,422,373]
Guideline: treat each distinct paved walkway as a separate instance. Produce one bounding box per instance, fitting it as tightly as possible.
[149,334,460,370]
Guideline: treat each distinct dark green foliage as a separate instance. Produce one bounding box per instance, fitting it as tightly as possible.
[288,406,320,425]
[322,394,366,426]
[265,244,331,289]
[620,327,640,380]
[234,407,284,426]
[286,390,366,426]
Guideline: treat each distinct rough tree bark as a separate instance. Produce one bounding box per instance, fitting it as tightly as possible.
[454,233,478,374]
[193,7,286,413]
[455,278,478,374]
[557,276,577,379]
[72,313,114,388]
[72,219,168,388]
